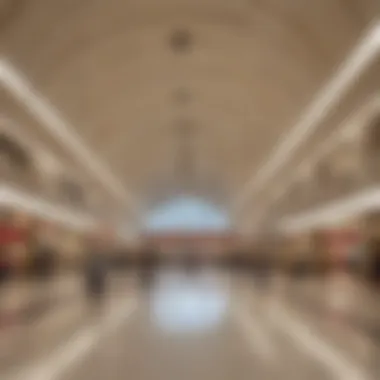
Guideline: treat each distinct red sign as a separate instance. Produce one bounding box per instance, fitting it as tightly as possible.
[0,226,26,245]
[324,229,361,263]
[144,231,235,255]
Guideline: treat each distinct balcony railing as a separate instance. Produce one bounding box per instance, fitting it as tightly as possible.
[1,164,89,213]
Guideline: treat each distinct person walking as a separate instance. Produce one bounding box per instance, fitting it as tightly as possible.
[84,234,108,308]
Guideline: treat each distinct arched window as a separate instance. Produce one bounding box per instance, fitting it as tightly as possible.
[145,196,230,233]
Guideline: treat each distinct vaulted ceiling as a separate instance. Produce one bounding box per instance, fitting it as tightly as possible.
[1,0,379,228]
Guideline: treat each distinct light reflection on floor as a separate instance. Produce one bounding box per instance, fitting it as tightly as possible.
[150,270,230,334]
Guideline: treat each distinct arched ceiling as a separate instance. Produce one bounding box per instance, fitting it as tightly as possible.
[1,0,378,220]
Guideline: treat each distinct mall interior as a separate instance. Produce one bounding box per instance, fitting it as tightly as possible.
[1,1,380,379]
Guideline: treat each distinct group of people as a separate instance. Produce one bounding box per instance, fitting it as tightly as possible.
[3,232,379,310]
[83,236,109,303]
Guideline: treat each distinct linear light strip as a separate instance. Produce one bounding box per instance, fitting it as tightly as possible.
[235,21,380,212]
[271,95,380,207]
[279,187,380,234]
[0,184,97,230]
[296,96,380,178]
[238,95,380,235]
[0,116,65,178]
[0,59,141,220]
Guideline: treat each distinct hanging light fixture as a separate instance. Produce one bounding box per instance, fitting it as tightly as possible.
[174,118,197,193]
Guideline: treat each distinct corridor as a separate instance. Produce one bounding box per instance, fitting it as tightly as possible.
[1,1,380,379]
[0,271,378,380]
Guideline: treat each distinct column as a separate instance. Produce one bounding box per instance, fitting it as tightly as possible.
[363,211,380,284]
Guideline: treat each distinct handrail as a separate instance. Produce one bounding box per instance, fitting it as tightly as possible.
[0,184,97,231]
[278,187,380,234]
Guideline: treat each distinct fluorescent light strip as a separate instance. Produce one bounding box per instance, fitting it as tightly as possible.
[0,184,97,230]
[272,95,380,206]
[235,21,380,212]
[279,187,380,234]
[239,86,380,230]
[341,95,380,138]
[0,60,141,220]
[1,115,58,161]
[304,95,380,171]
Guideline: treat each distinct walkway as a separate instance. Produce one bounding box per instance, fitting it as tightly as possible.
[0,270,378,380]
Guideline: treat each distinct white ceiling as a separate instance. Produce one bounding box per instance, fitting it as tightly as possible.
[1,0,379,226]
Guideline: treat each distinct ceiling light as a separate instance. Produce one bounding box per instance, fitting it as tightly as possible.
[169,29,193,53]
[0,59,142,224]
[235,22,380,213]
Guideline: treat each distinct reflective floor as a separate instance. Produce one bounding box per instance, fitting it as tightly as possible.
[0,270,379,380]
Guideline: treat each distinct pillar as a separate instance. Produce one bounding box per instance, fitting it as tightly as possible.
[310,229,332,274]
[283,232,313,274]
[363,211,380,284]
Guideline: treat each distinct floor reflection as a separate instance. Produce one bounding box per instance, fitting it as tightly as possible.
[150,269,229,334]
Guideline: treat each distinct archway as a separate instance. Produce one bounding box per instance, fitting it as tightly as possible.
[146,196,230,233]
[144,196,232,258]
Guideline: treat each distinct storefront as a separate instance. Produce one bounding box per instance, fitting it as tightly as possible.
[145,231,236,260]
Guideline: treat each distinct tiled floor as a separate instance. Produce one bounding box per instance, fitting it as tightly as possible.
[0,270,378,380]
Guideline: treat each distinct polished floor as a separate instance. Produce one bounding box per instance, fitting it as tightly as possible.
[0,270,379,380]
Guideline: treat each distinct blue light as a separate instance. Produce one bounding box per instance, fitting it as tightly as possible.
[146,196,230,232]
[151,271,229,334]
